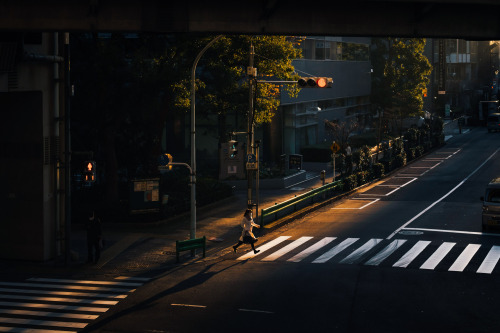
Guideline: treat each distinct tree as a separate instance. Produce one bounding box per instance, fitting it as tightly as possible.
[70,34,302,207]
[371,38,432,135]
[192,35,302,142]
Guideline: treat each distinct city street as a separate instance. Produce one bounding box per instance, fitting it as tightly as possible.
[75,127,500,332]
[1,127,500,332]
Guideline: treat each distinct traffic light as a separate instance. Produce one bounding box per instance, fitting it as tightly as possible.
[228,140,238,158]
[83,161,96,183]
[297,77,333,88]
[165,153,173,170]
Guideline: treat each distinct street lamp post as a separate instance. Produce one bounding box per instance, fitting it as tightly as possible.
[189,35,222,245]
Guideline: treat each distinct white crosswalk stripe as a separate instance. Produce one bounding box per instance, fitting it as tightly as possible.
[420,242,455,270]
[477,246,500,274]
[0,277,149,332]
[262,237,313,261]
[393,240,431,268]
[312,238,359,264]
[234,236,500,275]
[449,244,481,272]
[288,237,336,263]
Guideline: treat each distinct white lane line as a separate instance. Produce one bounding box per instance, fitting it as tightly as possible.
[312,238,359,264]
[393,240,431,268]
[288,237,336,262]
[399,177,418,187]
[420,242,455,270]
[0,308,99,320]
[0,327,77,333]
[239,308,274,314]
[333,199,379,209]
[171,304,206,308]
[28,278,143,287]
[400,227,500,237]
[0,294,118,305]
[0,288,127,299]
[365,239,407,266]
[449,244,481,272]
[262,237,313,262]
[0,301,109,313]
[237,236,291,260]
[340,239,383,264]
[0,282,134,293]
[477,246,500,274]
[0,317,87,329]
[387,147,500,240]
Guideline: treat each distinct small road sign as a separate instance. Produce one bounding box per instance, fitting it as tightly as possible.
[330,142,340,153]
[246,162,258,170]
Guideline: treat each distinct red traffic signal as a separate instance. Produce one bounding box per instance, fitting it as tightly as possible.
[297,77,333,88]
[84,161,96,182]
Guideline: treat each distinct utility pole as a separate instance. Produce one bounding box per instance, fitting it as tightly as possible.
[247,43,256,210]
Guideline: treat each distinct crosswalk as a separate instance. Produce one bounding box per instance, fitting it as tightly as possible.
[0,276,150,332]
[236,236,500,274]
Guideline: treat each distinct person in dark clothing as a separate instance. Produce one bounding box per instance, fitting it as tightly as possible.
[86,211,102,264]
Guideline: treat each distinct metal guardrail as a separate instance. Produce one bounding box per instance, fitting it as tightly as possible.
[260,180,343,226]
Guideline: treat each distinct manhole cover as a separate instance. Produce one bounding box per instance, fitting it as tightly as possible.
[399,230,424,235]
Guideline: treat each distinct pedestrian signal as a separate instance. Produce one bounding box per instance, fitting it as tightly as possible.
[297,77,333,88]
[228,140,238,159]
[83,161,96,183]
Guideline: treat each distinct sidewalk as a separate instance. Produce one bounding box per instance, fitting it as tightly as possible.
[1,163,333,280]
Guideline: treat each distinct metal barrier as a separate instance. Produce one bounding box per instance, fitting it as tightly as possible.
[260,180,343,226]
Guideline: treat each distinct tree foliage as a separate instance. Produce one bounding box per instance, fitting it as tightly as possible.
[371,38,432,124]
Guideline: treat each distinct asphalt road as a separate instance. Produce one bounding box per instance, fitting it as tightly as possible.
[84,128,500,332]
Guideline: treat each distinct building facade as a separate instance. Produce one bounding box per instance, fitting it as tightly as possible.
[0,32,68,261]
[263,37,372,163]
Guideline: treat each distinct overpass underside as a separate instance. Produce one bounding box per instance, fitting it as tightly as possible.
[1,0,500,40]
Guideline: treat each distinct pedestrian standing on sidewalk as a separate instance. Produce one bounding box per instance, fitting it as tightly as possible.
[86,210,102,264]
[233,208,261,254]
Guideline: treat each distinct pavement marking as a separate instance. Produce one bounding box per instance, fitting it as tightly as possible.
[0,317,87,329]
[387,147,500,240]
[0,301,109,312]
[312,238,359,264]
[288,237,336,262]
[340,239,383,264]
[393,240,431,268]
[332,198,379,210]
[477,246,500,274]
[0,281,134,293]
[0,294,119,305]
[171,304,207,308]
[420,242,455,270]
[238,308,274,314]
[0,308,99,320]
[28,278,143,287]
[262,237,313,262]
[449,244,481,272]
[0,287,128,299]
[365,239,407,266]
[401,227,500,237]
[0,327,77,333]
[237,236,290,261]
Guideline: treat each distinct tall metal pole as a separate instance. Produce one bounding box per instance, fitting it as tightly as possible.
[64,32,71,266]
[190,35,222,243]
[247,43,255,209]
